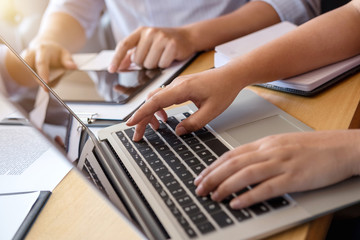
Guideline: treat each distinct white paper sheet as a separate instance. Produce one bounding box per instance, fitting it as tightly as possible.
[0,125,72,194]
[0,191,40,240]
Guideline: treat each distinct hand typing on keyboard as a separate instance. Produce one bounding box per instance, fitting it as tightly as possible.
[194,130,359,209]
[126,65,244,142]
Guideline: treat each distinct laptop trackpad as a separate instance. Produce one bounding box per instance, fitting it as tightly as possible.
[225,115,302,145]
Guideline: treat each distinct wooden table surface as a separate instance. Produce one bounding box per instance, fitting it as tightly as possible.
[27,51,360,240]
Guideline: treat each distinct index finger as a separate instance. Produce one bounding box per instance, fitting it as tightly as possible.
[109,28,142,73]
[126,84,188,126]
[35,49,50,83]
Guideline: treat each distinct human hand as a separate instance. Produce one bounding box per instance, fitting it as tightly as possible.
[21,40,77,82]
[194,130,360,209]
[108,26,196,72]
[126,67,244,141]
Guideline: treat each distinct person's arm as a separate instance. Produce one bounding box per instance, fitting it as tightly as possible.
[109,0,322,71]
[21,12,85,82]
[127,1,360,139]
[109,1,281,71]
[22,0,105,82]
[31,12,87,52]
[221,1,360,87]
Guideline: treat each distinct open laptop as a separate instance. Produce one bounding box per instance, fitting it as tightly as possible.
[1,35,359,240]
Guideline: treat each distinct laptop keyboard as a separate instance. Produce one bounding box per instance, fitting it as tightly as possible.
[116,112,291,238]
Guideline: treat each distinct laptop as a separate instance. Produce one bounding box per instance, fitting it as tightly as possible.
[1,35,359,240]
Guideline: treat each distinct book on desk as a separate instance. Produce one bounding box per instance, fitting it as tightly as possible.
[215,21,360,96]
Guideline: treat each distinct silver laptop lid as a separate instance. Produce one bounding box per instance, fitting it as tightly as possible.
[0,36,171,240]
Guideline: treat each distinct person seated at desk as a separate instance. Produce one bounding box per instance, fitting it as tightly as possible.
[21,0,322,82]
[126,0,360,213]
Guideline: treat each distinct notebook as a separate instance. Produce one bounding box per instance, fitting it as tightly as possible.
[214,22,360,96]
[1,35,360,240]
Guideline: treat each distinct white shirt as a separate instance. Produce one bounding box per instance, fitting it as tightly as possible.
[45,0,321,42]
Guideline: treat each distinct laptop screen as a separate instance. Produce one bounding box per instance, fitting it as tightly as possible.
[0,37,95,163]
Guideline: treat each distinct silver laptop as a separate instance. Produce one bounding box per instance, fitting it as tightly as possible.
[1,36,359,240]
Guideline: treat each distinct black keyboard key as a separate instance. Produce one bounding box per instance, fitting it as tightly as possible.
[249,202,270,215]
[266,196,289,209]
[184,137,199,146]
[176,170,193,181]
[169,206,182,218]
[180,133,194,140]
[183,112,191,118]
[145,133,160,141]
[202,155,217,166]
[164,178,179,191]
[227,207,252,222]
[153,165,168,176]
[171,163,188,174]
[147,158,163,168]
[184,157,200,167]
[211,211,234,228]
[178,151,195,160]
[203,138,229,157]
[158,189,169,200]
[177,195,193,207]
[190,212,208,225]
[158,171,174,183]
[116,131,128,142]
[183,203,201,216]
[191,164,206,175]
[177,215,189,227]
[142,152,158,161]
[138,146,154,156]
[165,156,181,166]
[167,116,180,130]
[165,198,175,209]
[148,138,164,147]
[184,226,197,238]
[166,137,183,146]
[190,143,206,152]
[144,126,155,136]
[197,221,215,235]
[196,131,215,141]
[154,144,170,153]
[173,144,188,153]
[170,186,187,198]
[124,128,135,139]
[196,150,213,159]
[159,150,175,158]
[194,127,208,135]
[204,202,222,214]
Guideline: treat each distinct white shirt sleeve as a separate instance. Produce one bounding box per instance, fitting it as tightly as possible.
[44,0,106,38]
[253,0,322,25]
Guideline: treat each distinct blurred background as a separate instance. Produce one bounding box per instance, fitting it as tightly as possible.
[0,0,112,53]
[0,0,48,52]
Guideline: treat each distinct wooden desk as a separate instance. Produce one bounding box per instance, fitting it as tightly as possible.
[27,51,360,240]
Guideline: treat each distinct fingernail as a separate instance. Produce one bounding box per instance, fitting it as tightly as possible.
[195,185,204,196]
[194,175,203,186]
[108,64,116,73]
[176,126,187,136]
[132,131,142,142]
[126,116,134,125]
[230,198,241,209]
[211,192,219,201]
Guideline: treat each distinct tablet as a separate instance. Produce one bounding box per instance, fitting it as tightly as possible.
[50,69,162,104]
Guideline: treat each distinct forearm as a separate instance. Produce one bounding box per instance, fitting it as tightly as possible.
[183,1,280,52]
[224,2,360,88]
[30,12,86,52]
